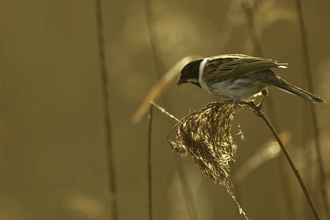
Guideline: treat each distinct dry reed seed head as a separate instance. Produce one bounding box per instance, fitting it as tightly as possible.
[168,102,247,189]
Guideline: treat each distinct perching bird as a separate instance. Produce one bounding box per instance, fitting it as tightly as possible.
[176,54,325,103]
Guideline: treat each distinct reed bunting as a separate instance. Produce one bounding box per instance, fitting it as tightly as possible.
[176,54,325,103]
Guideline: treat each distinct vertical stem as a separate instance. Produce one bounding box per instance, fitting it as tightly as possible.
[295,1,329,218]
[95,1,118,219]
[144,1,197,219]
[243,3,294,218]
[248,102,320,220]
[148,104,154,220]
[152,102,199,219]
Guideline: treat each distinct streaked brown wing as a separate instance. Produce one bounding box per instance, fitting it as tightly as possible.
[203,54,285,83]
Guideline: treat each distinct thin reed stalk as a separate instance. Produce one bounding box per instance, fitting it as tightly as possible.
[144,0,198,218]
[242,3,294,219]
[95,1,118,219]
[148,104,154,220]
[295,1,329,218]
[248,101,321,220]
[162,100,320,219]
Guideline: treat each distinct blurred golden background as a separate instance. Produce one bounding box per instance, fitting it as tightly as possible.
[0,0,329,219]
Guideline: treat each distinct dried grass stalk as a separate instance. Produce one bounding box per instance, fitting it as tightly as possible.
[165,100,319,219]
[167,102,247,189]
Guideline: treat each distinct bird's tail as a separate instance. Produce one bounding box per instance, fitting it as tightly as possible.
[273,78,325,103]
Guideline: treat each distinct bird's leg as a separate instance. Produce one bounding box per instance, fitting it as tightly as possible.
[256,88,269,110]
[250,89,269,116]
[232,96,242,104]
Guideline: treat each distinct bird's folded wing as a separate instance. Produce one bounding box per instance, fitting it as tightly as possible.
[203,55,287,83]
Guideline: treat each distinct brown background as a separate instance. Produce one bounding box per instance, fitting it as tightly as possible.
[1,0,330,219]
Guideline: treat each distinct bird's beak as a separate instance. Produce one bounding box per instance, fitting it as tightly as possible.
[176,77,186,87]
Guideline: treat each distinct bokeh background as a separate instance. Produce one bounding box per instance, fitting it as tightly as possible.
[1,0,330,219]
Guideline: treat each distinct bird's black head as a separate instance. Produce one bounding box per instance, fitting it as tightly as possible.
[176,59,203,88]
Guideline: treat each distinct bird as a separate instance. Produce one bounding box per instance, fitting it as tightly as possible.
[176,54,325,104]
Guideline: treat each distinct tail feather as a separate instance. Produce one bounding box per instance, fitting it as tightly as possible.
[273,78,325,103]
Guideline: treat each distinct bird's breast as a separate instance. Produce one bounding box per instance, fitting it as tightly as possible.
[200,78,266,101]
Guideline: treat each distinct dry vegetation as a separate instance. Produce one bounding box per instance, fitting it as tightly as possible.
[1,0,330,220]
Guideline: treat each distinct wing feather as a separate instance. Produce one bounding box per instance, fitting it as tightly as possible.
[203,54,288,83]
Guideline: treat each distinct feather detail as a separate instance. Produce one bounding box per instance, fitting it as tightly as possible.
[203,54,287,83]
[177,54,325,103]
